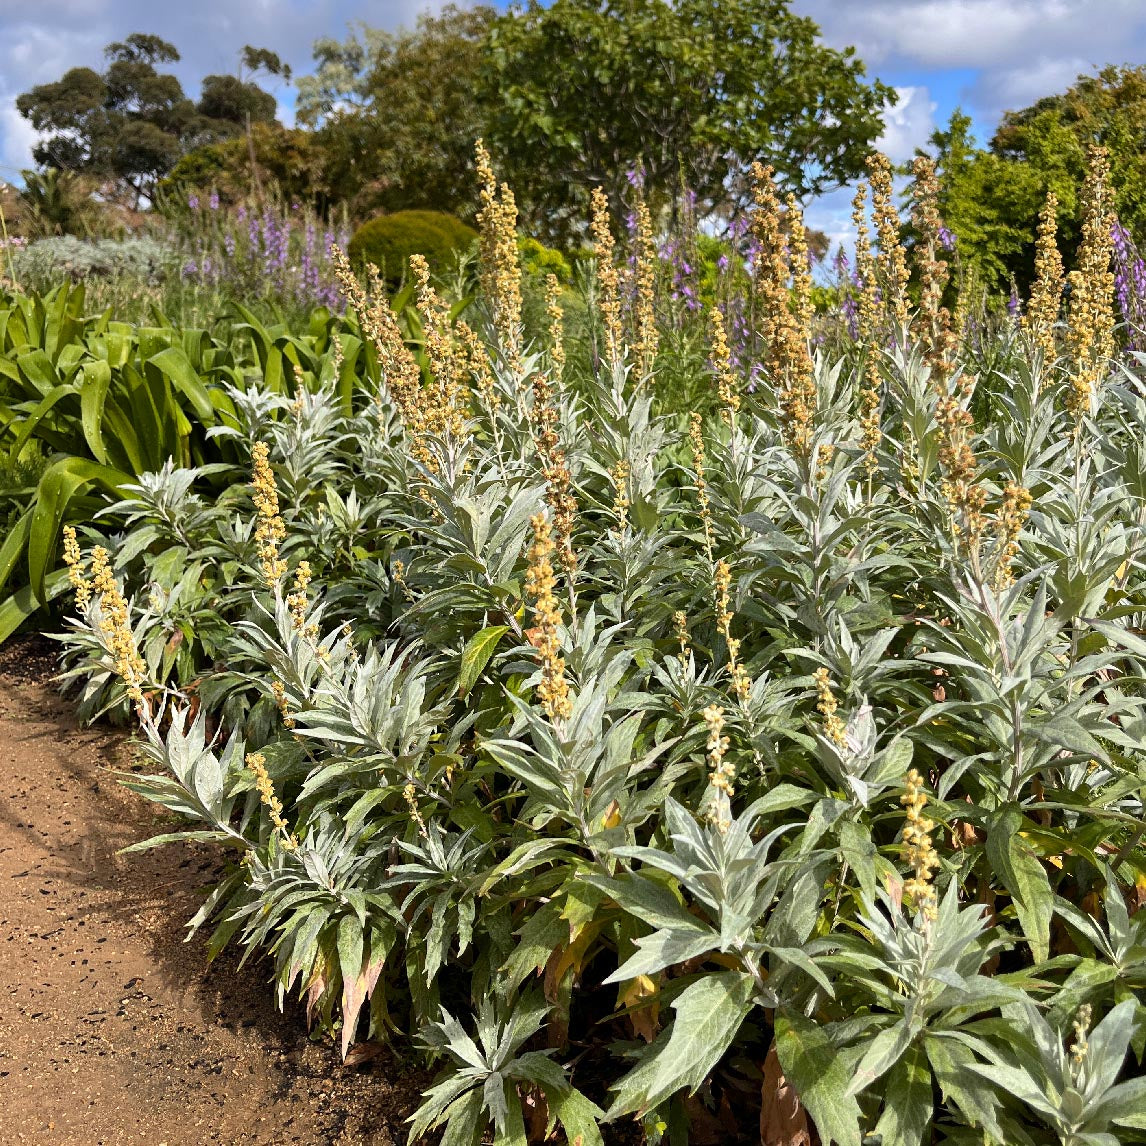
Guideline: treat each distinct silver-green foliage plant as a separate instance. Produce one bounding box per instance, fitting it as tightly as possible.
[48,177,1146,1146]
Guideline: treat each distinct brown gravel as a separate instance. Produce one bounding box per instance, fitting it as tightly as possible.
[0,636,427,1145]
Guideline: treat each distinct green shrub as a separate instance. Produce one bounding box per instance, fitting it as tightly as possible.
[11,236,180,288]
[517,236,573,284]
[347,210,477,284]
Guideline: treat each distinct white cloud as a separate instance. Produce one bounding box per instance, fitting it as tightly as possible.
[0,100,39,180]
[798,0,1146,71]
[876,86,937,161]
[803,184,858,265]
[969,55,1096,115]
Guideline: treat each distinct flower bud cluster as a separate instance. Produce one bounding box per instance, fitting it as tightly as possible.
[703,703,734,832]
[867,153,910,332]
[813,666,847,748]
[475,140,524,374]
[525,512,572,724]
[750,165,816,456]
[632,195,659,380]
[246,751,297,850]
[251,442,287,585]
[910,156,958,388]
[992,482,1032,591]
[901,768,940,921]
[1023,191,1064,365]
[709,308,741,425]
[1066,147,1116,426]
[591,188,623,371]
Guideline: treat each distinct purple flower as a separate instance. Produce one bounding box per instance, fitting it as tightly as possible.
[938,226,956,252]
[187,195,200,211]
[1007,284,1021,319]
[717,254,730,272]
[842,292,859,340]
[209,191,220,211]
[1111,220,1146,349]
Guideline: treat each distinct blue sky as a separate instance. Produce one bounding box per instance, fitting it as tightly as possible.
[3,0,1146,245]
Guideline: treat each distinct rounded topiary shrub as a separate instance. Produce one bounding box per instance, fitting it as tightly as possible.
[347,210,477,284]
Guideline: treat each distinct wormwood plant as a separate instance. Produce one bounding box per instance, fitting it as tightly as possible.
[52,147,1146,1144]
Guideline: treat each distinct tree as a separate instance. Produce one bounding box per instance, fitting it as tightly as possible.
[296,6,495,218]
[161,123,327,210]
[17,34,285,205]
[482,0,895,240]
[992,65,1146,243]
[928,67,1146,297]
[927,112,1045,296]
[196,75,277,129]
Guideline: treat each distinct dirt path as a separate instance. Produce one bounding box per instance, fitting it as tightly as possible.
[0,638,424,1145]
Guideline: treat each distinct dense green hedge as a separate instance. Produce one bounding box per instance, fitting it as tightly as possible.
[347,210,477,284]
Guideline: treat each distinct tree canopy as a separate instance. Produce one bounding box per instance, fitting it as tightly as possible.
[296,5,494,218]
[930,65,1146,296]
[482,0,895,239]
[16,34,285,204]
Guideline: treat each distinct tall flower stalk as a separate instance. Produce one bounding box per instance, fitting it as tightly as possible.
[1065,147,1116,428]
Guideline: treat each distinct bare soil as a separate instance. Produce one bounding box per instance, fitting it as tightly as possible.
[0,636,426,1145]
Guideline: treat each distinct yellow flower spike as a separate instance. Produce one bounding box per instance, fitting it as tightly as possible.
[545,273,566,385]
[247,751,298,851]
[1066,147,1116,429]
[475,140,524,376]
[910,155,958,391]
[632,194,659,381]
[1023,190,1065,368]
[750,164,816,456]
[529,359,577,579]
[688,413,714,563]
[713,560,752,703]
[672,610,690,666]
[709,308,740,426]
[61,525,92,609]
[271,678,296,729]
[251,441,287,585]
[867,152,910,332]
[590,188,623,371]
[703,704,735,832]
[851,180,880,342]
[993,482,1033,591]
[900,768,941,921]
[851,178,884,477]
[610,458,630,531]
[410,253,470,440]
[89,545,147,709]
[403,781,429,839]
[525,512,573,725]
[813,667,848,749]
[287,560,312,630]
[331,245,420,417]
[935,392,988,558]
